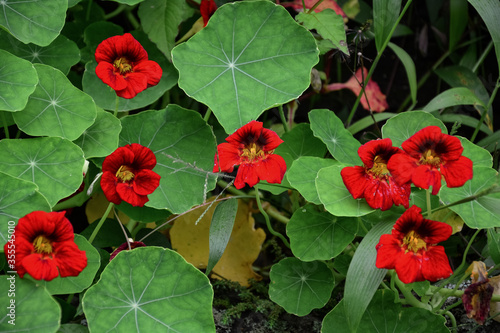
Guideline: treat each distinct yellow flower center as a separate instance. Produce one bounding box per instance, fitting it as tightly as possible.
[113,57,133,74]
[240,143,266,162]
[368,155,389,177]
[33,235,53,254]
[402,230,427,253]
[116,165,135,182]
[420,149,441,166]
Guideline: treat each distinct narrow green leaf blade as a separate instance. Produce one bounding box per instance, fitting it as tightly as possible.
[373,0,402,51]
[206,198,238,275]
[388,42,417,104]
[468,0,500,70]
[423,87,486,112]
[343,221,395,333]
[449,0,468,50]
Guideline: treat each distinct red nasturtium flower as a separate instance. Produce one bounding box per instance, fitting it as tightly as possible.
[4,211,87,281]
[101,143,161,207]
[325,67,389,112]
[95,33,162,99]
[200,0,217,26]
[388,126,473,195]
[213,121,287,189]
[341,138,411,211]
[375,205,453,284]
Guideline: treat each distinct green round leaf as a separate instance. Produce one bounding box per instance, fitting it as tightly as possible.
[287,204,357,261]
[275,123,327,165]
[308,109,362,165]
[172,0,319,133]
[287,156,339,204]
[269,257,334,316]
[14,64,97,141]
[119,106,217,213]
[459,136,492,168]
[0,276,61,332]
[0,172,51,248]
[381,111,447,147]
[0,0,67,46]
[83,247,215,332]
[82,31,178,112]
[440,166,500,229]
[0,32,80,74]
[73,109,121,159]
[115,201,171,224]
[0,137,86,207]
[0,50,38,112]
[316,165,374,217]
[35,235,100,295]
[322,290,449,333]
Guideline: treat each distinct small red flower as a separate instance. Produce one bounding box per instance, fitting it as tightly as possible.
[213,121,287,189]
[325,67,388,112]
[387,126,473,195]
[95,33,162,99]
[375,205,453,284]
[4,211,87,281]
[110,241,146,261]
[200,0,217,27]
[341,138,411,211]
[101,143,161,207]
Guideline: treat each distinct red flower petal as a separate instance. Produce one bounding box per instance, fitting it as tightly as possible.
[114,72,149,99]
[133,60,163,86]
[102,145,135,174]
[255,155,287,184]
[395,252,425,283]
[128,143,157,170]
[375,234,402,269]
[116,183,149,207]
[363,177,399,211]
[22,254,60,281]
[357,138,398,168]
[54,241,88,278]
[200,0,217,26]
[133,169,161,196]
[95,33,148,64]
[215,142,241,173]
[226,120,264,146]
[441,156,473,188]
[387,152,417,186]
[341,166,368,199]
[421,246,453,281]
[95,62,129,91]
[418,219,453,244]
[101,171,122,205]
[234,163,260,189]
[411,164,442,195]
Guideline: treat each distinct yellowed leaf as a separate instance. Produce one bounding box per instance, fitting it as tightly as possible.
[170,197,266,287]
[430,208,464,234]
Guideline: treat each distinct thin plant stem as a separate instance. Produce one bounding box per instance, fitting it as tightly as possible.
[445,311,457,331]
[114,95,120,117]
[472,41,493,73]
[88,202,114,244]
[104,4,127,20]
[114,208,132,250]
[1,112,9,139]
[394,273,432,310]
[307,0,324,13]
[254,185,290,248]
[126,219,138,234]
[204,108,212,122]
[346,0,413,125]
[279,105,289,133]
[471,76,499,142]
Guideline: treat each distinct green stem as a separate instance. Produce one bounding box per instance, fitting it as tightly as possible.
[254,185,290,248]
[346,0,413,125]
[307,0,325,13]
[203,108,212,122]
[431,183,500,214]
[394,273,432,310]
[88,202,114,244]
[126,219,138,234]
[445,311,457,331]
[104,4,127,20]
[1,112,9,139]
[126,9,140,30]
[472,40,493,73]
[470,76,499,142]
[114,95,120,117]
[279,105,289,133]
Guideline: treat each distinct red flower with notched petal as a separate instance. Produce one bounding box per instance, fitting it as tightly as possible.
[4,211,87,281]
[95,33,162,99]
[341,138,411,211]
[375,205,453,284]
[213,121,287,189]
[101,143,161,207]
[387,126,473,195]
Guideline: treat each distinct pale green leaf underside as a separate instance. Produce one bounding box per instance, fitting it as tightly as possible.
[0,49,38,111]
[269,257,334,316]
[119,106,217,213]
[14,64,97,141]
[0,137,85,207]
[172,0,319,133]
[83,247,215,332]
[0,0,68,46]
